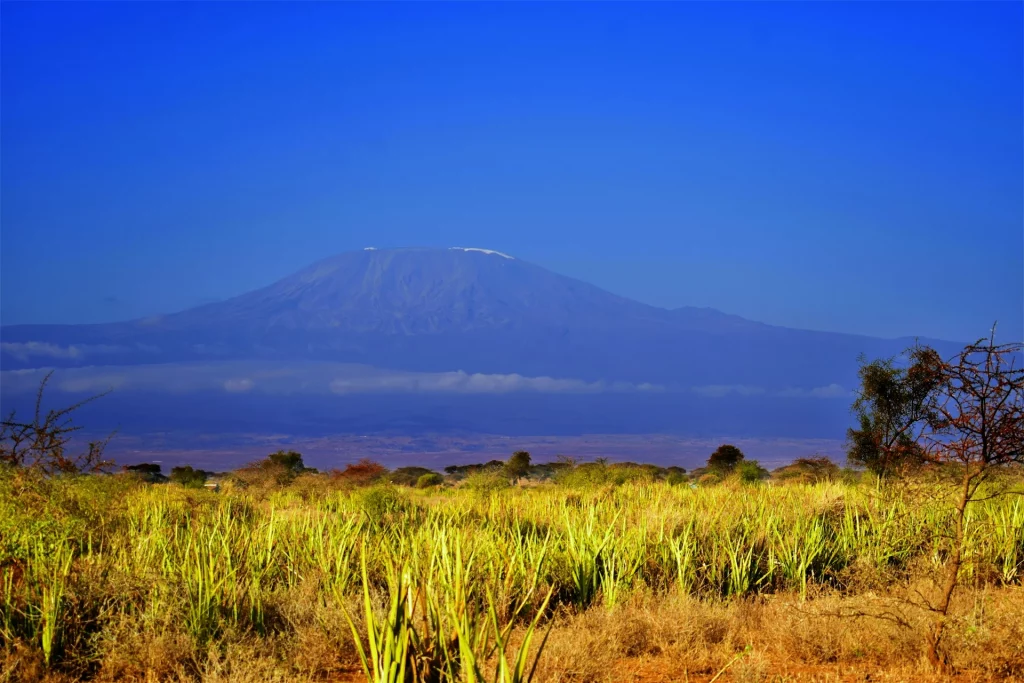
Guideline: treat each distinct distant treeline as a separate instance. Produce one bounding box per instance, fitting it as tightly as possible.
[118,443,852,493]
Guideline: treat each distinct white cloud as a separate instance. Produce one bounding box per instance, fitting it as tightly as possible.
[223,378,255,393]
[0,360,853,401]
[0,361,663,397]
[1,342,82,361]
[329,370,617,395]
[0,342,126,362]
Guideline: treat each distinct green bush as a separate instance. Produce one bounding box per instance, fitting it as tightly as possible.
[267,450,306,474]
[169,465,209,488]
[391,466,437,486]
[607,463,658,486]
[0,466,142,561]
[772,457,841,484]
[736,460,769,484]
[666,470,688,486]
[554,461,609,488]
[358,485,409,519]
[555,461,661,488]
[416,472,444,489]
[463,469,511,493]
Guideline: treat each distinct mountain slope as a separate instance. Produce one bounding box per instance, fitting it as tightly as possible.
[0,247,956,390]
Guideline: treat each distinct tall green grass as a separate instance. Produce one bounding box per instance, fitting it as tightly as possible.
[2,466,1023,680]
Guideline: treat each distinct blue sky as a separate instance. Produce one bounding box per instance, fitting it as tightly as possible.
[2,2,1021,341]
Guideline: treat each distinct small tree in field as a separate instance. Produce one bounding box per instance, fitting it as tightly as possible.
[707,444,744,472]
[919,332,1023,671]
[505,450,532,483]
[169,465,210,488]
[846,345,943,478]
[267,450,305,474]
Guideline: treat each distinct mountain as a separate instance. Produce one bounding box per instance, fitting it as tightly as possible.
[1,247,956,393]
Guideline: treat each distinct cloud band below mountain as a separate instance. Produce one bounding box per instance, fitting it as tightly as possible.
[0,361,852,401]
[0,362,661,397]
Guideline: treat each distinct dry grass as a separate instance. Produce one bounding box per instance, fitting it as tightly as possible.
[535,587,1024,682]
[11,586,1019,682]
[4,582,1022,683]
[3,468,1023,682]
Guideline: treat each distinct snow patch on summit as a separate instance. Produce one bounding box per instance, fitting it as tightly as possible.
[450,247,514,259]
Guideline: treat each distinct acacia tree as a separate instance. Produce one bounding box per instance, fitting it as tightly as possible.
[919,332,1023,671]
[846,345,943,477]
[706,444,744,472]
[0,371,114,475]
[505,450,532,483]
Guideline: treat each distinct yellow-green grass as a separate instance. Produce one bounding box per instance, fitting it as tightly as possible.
[1,466,1022,681]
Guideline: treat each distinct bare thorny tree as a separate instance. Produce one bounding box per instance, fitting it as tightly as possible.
[0,371,115,475]
[918,331,1024,672]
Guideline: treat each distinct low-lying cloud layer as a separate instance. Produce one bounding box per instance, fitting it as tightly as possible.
[0,341,126,361]
[327,371,659,395]
[0,362,661,397]
[0,361,850,400]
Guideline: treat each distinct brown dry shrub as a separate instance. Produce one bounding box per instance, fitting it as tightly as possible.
[329,458,388,488]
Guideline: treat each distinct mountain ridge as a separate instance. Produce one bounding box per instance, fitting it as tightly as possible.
[0,247,959,391]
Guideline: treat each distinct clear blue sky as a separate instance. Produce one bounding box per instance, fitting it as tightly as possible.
[2,2,1021,341]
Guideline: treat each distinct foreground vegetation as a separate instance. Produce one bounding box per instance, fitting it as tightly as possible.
[2,461,1023,682]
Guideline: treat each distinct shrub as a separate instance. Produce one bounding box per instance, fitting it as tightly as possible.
[463,469,511,493]
[666,470,688,486]
[416,472,444,489]
[358,485,409,520]
[444,460,506,481]
[736,460,769,484]
[330,458,388,487]
[390,466,436,486]
[122,463,165,482]
[267,450,306,473]
[555,460,663,488]
[772,457,841,484]
[169,465,209,488]
[124,463,161,476]
[606,463,657,486]
[697,472,721,486]
[554,461,609,488]
[288,471,337,500]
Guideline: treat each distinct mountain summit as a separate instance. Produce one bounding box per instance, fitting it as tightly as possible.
[0,248,953,390]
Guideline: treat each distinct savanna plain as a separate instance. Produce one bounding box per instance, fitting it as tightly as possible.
[2,453,1022,683]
